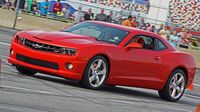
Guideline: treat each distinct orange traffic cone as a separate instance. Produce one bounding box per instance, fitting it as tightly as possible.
[196,104,200,112]
[187,81,194,91]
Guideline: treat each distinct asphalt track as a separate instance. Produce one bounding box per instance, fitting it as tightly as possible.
[0,27,199,112]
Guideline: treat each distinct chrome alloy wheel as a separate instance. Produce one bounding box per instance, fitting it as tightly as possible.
[169,72,185,99]
[88,59,107,88]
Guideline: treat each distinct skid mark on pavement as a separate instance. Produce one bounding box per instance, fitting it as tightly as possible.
[0,85,55,95]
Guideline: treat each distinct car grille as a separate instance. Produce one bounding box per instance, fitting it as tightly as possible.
[21,38,63,53]
[16,54,59,70]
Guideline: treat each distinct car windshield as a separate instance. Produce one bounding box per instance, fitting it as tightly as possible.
[63,22,130,45]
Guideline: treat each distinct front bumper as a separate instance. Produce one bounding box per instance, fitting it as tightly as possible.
[8,42,87,80]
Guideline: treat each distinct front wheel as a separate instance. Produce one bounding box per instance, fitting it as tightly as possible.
[80,56,109,90]
[158,69,186,102]
[16,66,37,75]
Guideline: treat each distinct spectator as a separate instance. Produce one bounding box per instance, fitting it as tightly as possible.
[40,0,48,16]
[147,25,156,33]
[74,6,84,23]
[30,0,37,14]
[159,26,170,40]
[4,0,12,10]
[146,23,152,32]
[27,0,32,12]
[53,0,62,16]
[131,16,138,28]
[95,9,107,21]
[0,0,6,8]
[14,0,25,9]
[177,28,192,45]
[84,8,93,20]
[63,5,70,20]
[139,17,146,29]
[122,15,133,27]
[119,16,126,24]
[157,23,164,35]
[141,24,147,30]
[169,31,179,46]
[106,11,113,22]
[151,25,156,33]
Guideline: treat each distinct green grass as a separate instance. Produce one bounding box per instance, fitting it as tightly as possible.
[0,9,72,31]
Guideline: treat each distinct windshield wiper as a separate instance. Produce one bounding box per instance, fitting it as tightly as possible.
[62,30,70,32]
[95,38,102,41]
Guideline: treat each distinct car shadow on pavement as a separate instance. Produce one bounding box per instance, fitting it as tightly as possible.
[102,85,159,99]
[17,73,199,106]
[20,73,159,98]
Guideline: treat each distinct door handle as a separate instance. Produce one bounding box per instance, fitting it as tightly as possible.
[154,56,160,60]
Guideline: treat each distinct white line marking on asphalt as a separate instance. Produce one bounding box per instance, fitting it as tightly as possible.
[0,41,10,46]
[0,55,8,59]
[194,84,200,87]
[0,85,55,94]
[184,94,200,99]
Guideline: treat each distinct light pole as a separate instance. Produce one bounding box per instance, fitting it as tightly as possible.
[12,0,20,29]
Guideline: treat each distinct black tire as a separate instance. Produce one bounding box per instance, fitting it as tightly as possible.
[80,56,109,90]
[16,66,37,75]
[158,69,186,102]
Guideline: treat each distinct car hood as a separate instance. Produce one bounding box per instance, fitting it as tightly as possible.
[19,30,113,47]
[28,30,95,43]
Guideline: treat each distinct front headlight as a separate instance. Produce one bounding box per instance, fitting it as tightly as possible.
[65,48,78,55]
[17,36,25,45]
[56,48,78,56]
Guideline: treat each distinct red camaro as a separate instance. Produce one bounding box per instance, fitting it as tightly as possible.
[8,21,196,102]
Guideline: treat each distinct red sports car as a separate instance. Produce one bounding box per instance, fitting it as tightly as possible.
[8,21,196,102]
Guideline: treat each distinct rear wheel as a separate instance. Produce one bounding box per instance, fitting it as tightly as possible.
[80,56,109,90]
[158,69,186,102]
[16,66,37,75]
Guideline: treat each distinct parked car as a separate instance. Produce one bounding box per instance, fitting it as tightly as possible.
[8,21,196,102]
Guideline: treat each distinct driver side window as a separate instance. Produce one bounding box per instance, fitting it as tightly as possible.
[128,35,156,50]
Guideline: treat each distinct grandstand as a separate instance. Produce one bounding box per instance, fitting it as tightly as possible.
[65,0,199,31]
[169,0,200,31]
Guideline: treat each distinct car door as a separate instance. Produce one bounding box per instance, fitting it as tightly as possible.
[120,35,163,87]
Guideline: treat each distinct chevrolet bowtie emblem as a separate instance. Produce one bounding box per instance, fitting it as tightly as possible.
[32,43,42,49]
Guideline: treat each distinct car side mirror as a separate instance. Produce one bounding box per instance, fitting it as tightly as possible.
[126,42,142,49]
